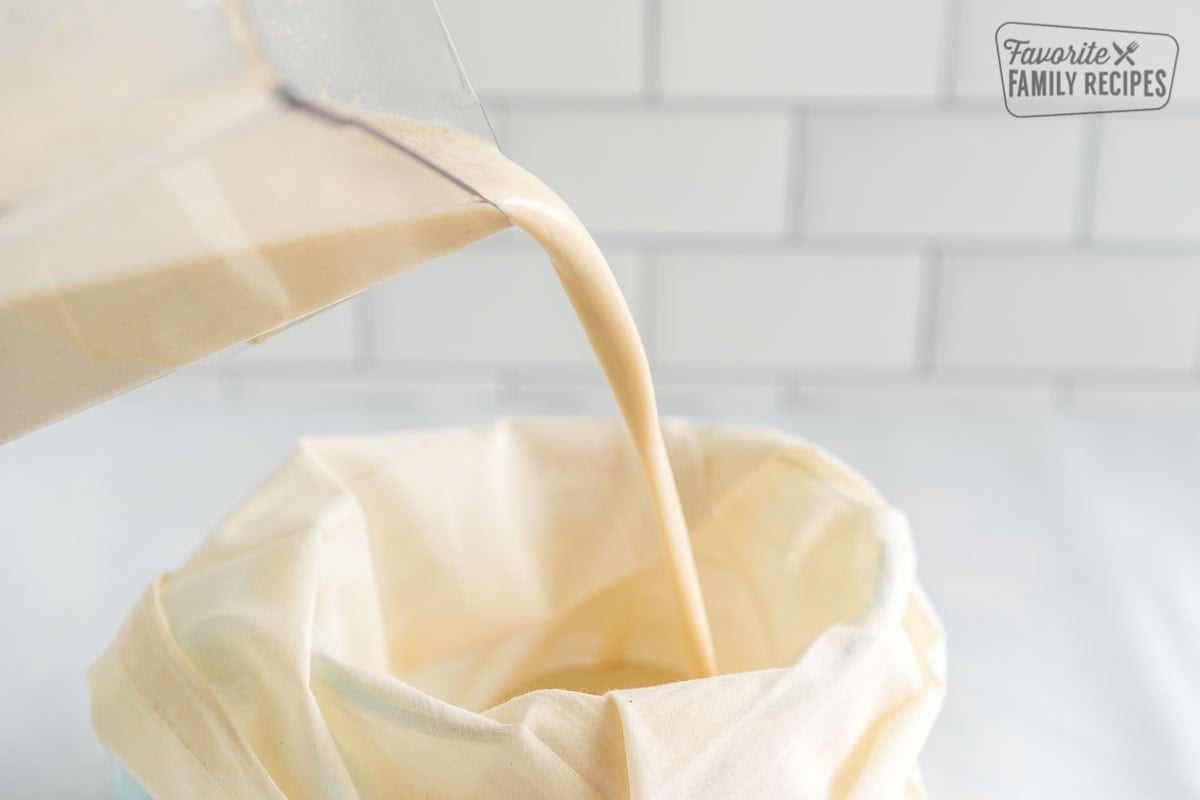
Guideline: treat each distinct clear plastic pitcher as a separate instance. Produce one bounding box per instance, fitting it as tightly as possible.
[0,0,509,443]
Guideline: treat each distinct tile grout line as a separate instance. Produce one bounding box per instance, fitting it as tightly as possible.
[497,366,521,407]
[1054,373,1076,411]
[589,234,1200,255]
[915,247,943,374]
[937,0,965,106]
[489,93,1200,115]
[471,235,1200,257]
[777,367,803,414]
[223,359,1200,388]
[1073,116,1103,245]
[1194,286,1200,375]
[253,20,1185,400]
[784,107,809,240]
[352,295,377,371]
[643,0,663,101]
[638,244,661,368]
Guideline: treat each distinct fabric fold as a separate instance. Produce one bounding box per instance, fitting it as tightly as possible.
[91,417,945,799]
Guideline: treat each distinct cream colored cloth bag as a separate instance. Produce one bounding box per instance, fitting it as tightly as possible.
[90,418,945,799]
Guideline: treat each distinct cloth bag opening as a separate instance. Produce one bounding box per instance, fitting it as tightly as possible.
[91,417,944,800]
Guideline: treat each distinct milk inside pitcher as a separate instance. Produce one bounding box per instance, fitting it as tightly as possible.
[0,0,509,443]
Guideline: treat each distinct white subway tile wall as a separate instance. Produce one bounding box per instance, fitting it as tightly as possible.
[1093,116,1200,240]
[438,0,644,94]
[956,1,1200,101]
[224,0,1200,411]
[659,0,946,98]
[801,113,1083,238]
[368,240,642,368]
[936,256,1200,370]
[653,251,925,367]
[503,110,791,236]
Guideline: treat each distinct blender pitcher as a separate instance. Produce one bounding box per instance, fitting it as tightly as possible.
[0,0,510,443]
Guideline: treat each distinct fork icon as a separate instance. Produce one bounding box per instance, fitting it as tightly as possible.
[1113,40,1139,66]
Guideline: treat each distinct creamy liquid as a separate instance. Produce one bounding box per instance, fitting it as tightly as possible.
[0,108,717,679]
[383,120,718,679]
[0,97,510,439]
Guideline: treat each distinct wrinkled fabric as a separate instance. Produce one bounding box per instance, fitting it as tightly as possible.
[90,417,945,799]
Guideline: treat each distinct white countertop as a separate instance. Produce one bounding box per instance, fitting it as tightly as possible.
[3,377,1199,799]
